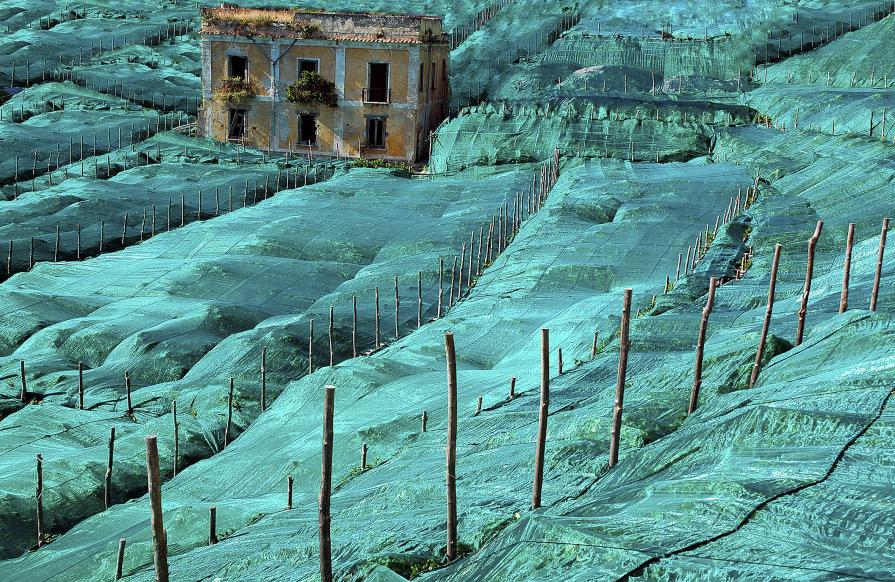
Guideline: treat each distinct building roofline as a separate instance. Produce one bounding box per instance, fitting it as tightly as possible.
[202,6,443,21]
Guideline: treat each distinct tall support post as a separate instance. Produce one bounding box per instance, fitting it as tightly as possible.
[796,221,823,345]
[750,244,783,388]
[444,332,458,562]
[688,278,717,414]
[532,328,549,509]
[608,289,632,468]
[319,385,335,582]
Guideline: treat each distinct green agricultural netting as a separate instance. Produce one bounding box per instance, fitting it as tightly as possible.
[0,162,535,559]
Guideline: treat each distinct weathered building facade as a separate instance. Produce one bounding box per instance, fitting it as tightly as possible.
[200,7,450,163]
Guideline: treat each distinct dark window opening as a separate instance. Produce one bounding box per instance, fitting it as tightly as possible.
[430,61,436,89]
[228,108,247,140]
[298,59,319,75]
[442,58,447,81]
[419,63,424,92]
[366,117,385,149]
[367,62,390,103]
[228,55,248,80]
[299,113,317,146]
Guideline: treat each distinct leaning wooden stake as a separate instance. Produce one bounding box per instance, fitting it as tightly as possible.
[145,435,169,582]
[115,539,126,580]
[224,378,234,447]
[287,475,294,510]
[840,223,855,313]
[36,453,44,548]
[444,332,458,562]
[172,400,179,477]
[374,288,381,348]
[209,506,218,545]
[557,346,563,375]
[870,218,889,311]
[125,371,133,416]
[319,385,335,582]
[260,348,267,412]
[361,443,368,471]
[532,328,550,509]
[796,221,823,345]
[608,289,632,468]
[394,276,400,339]
[421,410,428,433]
[688,278,717,414]
[509,376,516,399]
[750,244,782,388]
[105,427,115,509]
[20,360,27,403]
[329,306,334,367]
[78,362,84,410]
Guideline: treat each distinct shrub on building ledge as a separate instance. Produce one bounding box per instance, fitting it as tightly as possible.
[286,71,338,107]
[213,76,256,103]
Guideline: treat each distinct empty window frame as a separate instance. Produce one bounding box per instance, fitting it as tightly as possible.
[299,113,317,146]
[419,62,424,92]
[228,108,247,140]
[367,62,390,103]
[228,55,248,80]
[298,58,319,76]
[430,61,436,89]
[366,116,386,149]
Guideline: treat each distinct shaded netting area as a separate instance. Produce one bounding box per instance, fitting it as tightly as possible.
[429,99,753,172]
[0,158,756,580]
[0,164,533,559]
[541,36,754,80]
[432,126,895,580]
[759,12,895,87]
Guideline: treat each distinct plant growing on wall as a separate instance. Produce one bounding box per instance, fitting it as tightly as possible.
[213,76,256,102]
[286,71,338,107]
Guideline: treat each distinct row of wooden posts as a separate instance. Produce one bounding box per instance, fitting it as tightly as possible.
[2,163,339,278]
[46,209,888,579]
[25,150,565,571]
[7,18,196,89]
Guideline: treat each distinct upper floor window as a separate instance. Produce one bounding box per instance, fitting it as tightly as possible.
[298,59,319,76]
[228,55,248,80]
[419,63,424,92]
[366,62,390,103]
[430,61,436,90]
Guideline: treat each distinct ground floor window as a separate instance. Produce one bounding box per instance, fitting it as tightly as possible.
[366,116,386,149]
[299,113,317,146]
[228,108,247,140]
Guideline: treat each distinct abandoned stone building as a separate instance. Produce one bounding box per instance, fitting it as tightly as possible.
[200,6,451,163]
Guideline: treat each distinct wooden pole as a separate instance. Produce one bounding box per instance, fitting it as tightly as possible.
[309,319,314,372]
[796,221,823,345]
[750,244,782,388]
[688,277,717,414]
[557,347,563,375]
[417,271,423,329]
[115,539,126,580]
[870,218,889,311]
[260,348,267,412]
[20,360,27,403]
[361,442,368,470]
[224,378,234,447]
[145,435,169,582]
[509,376,516,399]
[209,506,218,545]
[444,332,458,562]
[78,362,84,409]
[421,410,428,433]
[448,257,457,307]
[36,454,44,547]
[840,223,855,313]
[374,288,381,348]
[608,289,632,468]
[329,306,334,367]
[125,371,133,416]
[592,331,599,357]
[319,385,335,582]
[287,475,294,510]
[532,328,549,509]
[172,401,178,477]
[105,427,115,509]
